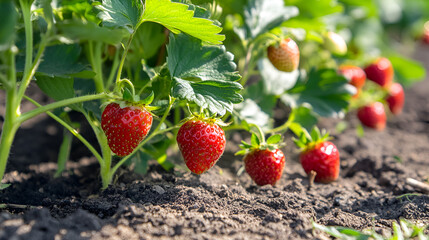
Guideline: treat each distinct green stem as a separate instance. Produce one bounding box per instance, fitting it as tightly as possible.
[250,123,265,143]
[223,124,247,132]
[0,49,19,186]
[0,73,12,90]
[266,113,295,134]
[0,92,20,186]
[19,0,32,88]
[18,93,110,123]
[109,97,176,178]
[79,110,112,190]
[17,2,52,103]
[106,47,120,90]
[88,41,105,93]
[115,34,135,84]
[23,96,105,168]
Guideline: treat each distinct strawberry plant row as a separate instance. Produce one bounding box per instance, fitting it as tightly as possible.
[0,0,428,191]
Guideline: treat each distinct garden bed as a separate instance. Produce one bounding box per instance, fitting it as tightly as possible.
[0,46,428,240]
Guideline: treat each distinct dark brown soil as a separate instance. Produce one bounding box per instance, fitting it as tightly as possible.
[0,46,428,240]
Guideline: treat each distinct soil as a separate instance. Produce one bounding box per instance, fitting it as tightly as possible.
[0,46,429,240]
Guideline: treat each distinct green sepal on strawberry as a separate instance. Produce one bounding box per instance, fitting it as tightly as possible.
[294,127,340,184]
[176,116,226,175]
[236,132,286,186]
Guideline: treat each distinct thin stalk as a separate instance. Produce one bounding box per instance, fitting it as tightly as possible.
[106,47,120,89]
[0,101,20,185]
[0,73,12,90]
[18,93,110,123]
[88,41,105,93]
[23,96,104,167]
[115,34,135,84]
[19,0,32,88]
[223,124,247,132]
[17,3,52,103]
[250,123,265,143]
[109,97,176,178]
[265,113,295,134]
[0,49,19,186]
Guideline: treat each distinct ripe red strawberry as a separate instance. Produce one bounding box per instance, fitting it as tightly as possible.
[300,141,339,183]
[267,38,300,72]
[423,29,429,44]
[177,119,226,174]
[386,82,404,115]
[364,57,394,88]
[294,127,339,183]
[338,65,366,89]
[101,103,153,157]
[357,102,386,130]
[324,31,347,56]
[244,149,285,186]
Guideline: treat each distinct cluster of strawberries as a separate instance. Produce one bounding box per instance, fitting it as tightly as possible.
[339,57,404,130]
[98,33,405,188]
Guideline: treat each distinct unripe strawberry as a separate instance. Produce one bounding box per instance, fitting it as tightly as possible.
[177,119,226,174]
[324,32,347,56]
[357,102,386,131]
[244,149,285,186]
[364,58,394,88]
[267,38,300,72]
[386,82,404,115]
[101,103,153,157]
[300,141,340,183]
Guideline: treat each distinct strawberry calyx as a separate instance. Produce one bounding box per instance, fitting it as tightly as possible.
[349,80,388,110]
[293,126,332,152]
[102,78,159,113]
[236,127,284,156]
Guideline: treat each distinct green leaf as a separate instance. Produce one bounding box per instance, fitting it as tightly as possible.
[142,0,224,44]
[250,133,260,147]
[167,33,242,115]
[235,99,271,130]
[96,0,144,33]
[291,106,318,133]
[258,58,299,95]
[36,75,75,101]
[20,44,94,78]
[266,134,281,145]
[58,20,129,45]
[36,75,80,111]
[282,69,355,118]
[0,0,17,51]
[0,183,11,190]
[288,0,343,18]
[172,78,242,115]
[238,0,299,40]
[389,55,426,87]
[129,22,166,60]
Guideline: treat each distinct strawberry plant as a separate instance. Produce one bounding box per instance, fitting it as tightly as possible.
[0,0,428,192]
[0,0,243,189]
